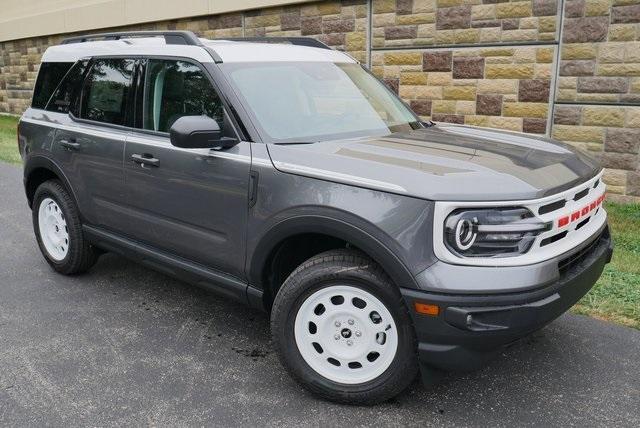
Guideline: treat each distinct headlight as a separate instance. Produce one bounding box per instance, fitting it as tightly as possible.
[444,207,551,258]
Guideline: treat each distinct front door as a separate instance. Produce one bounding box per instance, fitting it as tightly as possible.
[121,59,251,279]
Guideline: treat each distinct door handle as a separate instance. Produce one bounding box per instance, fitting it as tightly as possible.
[131,153,160,167]
[59,139,80,151]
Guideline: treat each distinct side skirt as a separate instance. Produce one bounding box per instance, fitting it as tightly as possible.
[83,225,254,305]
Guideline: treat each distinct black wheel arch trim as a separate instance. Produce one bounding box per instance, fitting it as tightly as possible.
[247,214,419,294]
[24,155,79,210]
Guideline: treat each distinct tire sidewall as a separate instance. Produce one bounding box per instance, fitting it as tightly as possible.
[32,182,77,270]
[272,259,417,401]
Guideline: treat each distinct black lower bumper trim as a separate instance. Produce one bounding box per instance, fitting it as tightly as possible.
[402,226,613,371]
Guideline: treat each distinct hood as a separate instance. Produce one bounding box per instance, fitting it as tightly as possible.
[266,124,601,201]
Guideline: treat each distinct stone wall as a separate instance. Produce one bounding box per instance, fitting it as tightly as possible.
[0,0,638,202]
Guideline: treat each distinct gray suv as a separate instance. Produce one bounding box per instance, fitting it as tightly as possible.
[18,31,613,404]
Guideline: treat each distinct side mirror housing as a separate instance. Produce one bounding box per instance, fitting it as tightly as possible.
[169,115,237,150]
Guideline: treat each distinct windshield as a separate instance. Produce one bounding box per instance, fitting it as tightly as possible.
[222,62,421,144]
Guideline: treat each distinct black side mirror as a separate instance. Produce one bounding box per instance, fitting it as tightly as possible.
[169,115,238,150]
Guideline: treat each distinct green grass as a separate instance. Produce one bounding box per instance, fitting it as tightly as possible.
[0,113,638,327]
[0,114,21,165]
[573,202,640,329]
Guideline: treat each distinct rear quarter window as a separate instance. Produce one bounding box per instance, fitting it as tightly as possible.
[45,60,89,114]
[31,62,73,109]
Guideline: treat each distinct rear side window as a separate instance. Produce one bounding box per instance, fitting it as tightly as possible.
[142,59,223,133]
[32,62,73,109]
[80,58,135,126]
[45,60,89,114]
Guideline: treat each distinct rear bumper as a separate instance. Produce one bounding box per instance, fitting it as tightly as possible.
[401,225,613,371]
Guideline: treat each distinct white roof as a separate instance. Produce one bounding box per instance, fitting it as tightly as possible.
[41,37,356,64]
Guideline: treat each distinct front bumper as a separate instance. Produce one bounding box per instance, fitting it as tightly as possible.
[400,224,613,371]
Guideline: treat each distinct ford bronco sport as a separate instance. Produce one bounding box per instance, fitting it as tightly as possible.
[18,31,613,404]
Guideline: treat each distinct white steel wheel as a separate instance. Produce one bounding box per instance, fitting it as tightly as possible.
[37,197,69,261]
[294,285,399,385]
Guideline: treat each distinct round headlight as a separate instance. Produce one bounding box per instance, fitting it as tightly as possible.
[454,218,476,250]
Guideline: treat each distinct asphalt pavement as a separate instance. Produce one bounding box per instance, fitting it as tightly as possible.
[0,161,638,427]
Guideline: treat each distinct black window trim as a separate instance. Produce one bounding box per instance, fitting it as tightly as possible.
[67,54,245,143]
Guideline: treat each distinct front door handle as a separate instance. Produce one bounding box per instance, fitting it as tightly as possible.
[131,153,160,167]
[59,139,80,151]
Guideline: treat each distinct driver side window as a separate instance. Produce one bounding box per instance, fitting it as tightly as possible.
[142,59,223,133]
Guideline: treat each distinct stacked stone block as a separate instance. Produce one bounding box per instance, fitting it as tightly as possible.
[372,0,560,48]
[372,45,554,133]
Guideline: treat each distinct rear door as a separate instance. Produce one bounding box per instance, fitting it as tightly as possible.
[121,58,251,279]
[51,57,135,230]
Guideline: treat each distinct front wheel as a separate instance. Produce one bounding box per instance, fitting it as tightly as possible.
[271,249,418,404]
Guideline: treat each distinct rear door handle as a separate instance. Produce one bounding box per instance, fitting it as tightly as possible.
[59,139,80,151]
[131,153,160,167]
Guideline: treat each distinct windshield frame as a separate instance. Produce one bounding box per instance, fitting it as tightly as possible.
[219,61,424,144]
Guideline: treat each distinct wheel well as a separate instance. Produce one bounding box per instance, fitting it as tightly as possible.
[26,167,60,208]
[262,233,351,309]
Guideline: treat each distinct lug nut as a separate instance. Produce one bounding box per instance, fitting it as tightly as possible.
[334,334,340,340]
[348,319,354,325]
[347,340,353,346]
[355,331,361,337]
[334,321,341,327]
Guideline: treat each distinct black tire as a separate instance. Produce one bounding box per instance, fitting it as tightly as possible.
[271,249,418,405]
[32,180,99,275]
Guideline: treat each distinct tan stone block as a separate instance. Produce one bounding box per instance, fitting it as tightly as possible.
[465,115,489,127]
[480,48,514,57]
[420,86,444,99]
[400,72,429,85]
[520,17,538,30]
[373,0,395,14]
[624,42,640,62]
[562,43,598,60]
[371,66,384,78]
[443,86,477,100]
[371,52,385,66]
[477,79,518,94]
[436,0,471,7]
[585,0,610,16]
[432,100,458,114]
[414,0,437,13]
[397,13,435,25]
[454,29,480,43]
[454,49,480,57]
[456,101,476,115]
[534,64,552,79]
[631,78,640,93]
[427,72,453,86]
[609,24,636,41]
[487,116,523,131]
[598,64,640,76]
[400,64,423,72]
[417,23,436,38]
[576,93,620,103]
[485,64,535,79]
[604,169,628,187]
[536,47,554,63]
[384,52,423,65]
[513,48,537,63]
[435,30,457,44]
[606,185,626,195]
[504,102,549,118]
[552,125,605,143]
[399,85,420,99]
[626,108,640,127]
[485,56,514,64]
[583,107,626,127]
[556,88,577,101]
[479,28,501,42]
[558,77,578,89]
[496,1,533,19]
[383,65,401,78]
[599,43,626,63]
[453,79,478,86]
[472,4,496,20]
[345,32,366,51]
[500,29,538,42]
[539,16,557,33]
[373,13,396,27]
[248,14,280,28]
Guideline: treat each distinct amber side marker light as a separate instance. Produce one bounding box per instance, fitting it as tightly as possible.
[414,302,440,316]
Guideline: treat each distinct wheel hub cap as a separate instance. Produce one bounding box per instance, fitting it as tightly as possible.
[294,285,398,384]
[38,198,69,261]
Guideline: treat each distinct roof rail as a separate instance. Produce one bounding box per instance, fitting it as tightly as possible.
[61,30,202,46]
[215,37,331,50]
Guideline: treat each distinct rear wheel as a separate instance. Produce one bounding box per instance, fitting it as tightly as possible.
[271,249,418,404]
[32,180,98,274]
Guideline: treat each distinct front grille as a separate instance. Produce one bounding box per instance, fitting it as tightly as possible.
[558,229,605,275]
